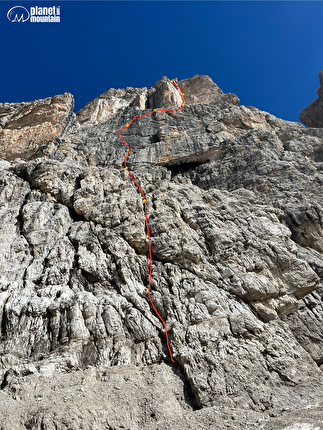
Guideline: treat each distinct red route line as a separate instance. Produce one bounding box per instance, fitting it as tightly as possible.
[118,81,185,363]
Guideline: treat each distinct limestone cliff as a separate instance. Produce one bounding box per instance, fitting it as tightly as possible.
[0,74,323,429]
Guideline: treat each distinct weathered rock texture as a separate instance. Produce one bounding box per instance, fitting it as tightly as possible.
[300,69,323,127]
[0,93,74,161]
[1,74,323,429]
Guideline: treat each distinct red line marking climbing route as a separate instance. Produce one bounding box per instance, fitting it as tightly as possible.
[118,80,185,363]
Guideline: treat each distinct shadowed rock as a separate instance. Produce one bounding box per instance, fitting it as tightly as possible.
[300,69,323,127]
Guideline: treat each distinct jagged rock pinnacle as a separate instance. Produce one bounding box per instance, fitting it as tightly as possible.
[300,69,323,127]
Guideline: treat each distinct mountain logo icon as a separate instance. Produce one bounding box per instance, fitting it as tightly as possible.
[7,6,30,23]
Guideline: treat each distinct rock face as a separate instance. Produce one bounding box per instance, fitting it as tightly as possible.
[1,74,323,429]
[0,93,74,160]
[300,69,323,127]
[75,75,239,126]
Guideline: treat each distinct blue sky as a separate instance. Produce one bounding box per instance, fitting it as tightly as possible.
[0,1,322,122]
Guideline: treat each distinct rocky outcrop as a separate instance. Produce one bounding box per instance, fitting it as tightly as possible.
[0,93,74,160]
[300,69,323,127]
[76,86,148,125]
[179,74,240,106]
[1,74,323,429]
[75,74,240,126]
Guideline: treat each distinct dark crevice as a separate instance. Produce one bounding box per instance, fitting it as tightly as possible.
[316,356,323,366]
[0,371,9,390]
[149,134,159,143]
[47,309,52,345]
[74,175,82,192]
[17,192,31,232]
[16,192,35,287]
[165,160,206,176]
[0,302,8,340]
[11,162,29,182]
[68,207,84,222]
[169,362,201,411]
